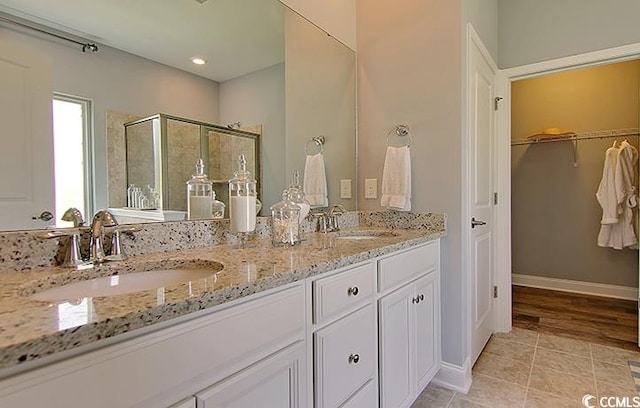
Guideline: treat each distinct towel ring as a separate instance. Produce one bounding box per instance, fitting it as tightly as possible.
[305,136,325,155]
[386,125,412,147]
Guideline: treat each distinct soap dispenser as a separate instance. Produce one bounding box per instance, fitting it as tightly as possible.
[228,154,257,233]
[186,158,213,220]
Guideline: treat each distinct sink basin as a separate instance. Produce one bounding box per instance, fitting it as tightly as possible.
[336,230,397,240]
[30,261,223,302]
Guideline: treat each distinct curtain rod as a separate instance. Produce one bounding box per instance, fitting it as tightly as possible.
[0,15,98,53]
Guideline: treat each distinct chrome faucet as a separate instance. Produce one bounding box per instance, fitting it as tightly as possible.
[90,210,118,263]
[314,205,346,232]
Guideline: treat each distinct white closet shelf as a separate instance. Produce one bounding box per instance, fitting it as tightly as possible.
[511,128,640,167]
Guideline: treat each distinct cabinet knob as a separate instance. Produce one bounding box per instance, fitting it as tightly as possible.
[347,286,359,296]
[412,296,420,304]
[348,353,360,364]
[419,294,424,301]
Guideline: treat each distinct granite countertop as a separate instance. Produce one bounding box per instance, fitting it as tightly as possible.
[0,226,443,374]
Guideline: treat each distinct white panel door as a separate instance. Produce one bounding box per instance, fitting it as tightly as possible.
[0,40,54,230]
[468,35,496,365]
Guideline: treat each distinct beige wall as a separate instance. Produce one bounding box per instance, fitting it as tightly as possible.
[280,0,356,51]
[286,9,357,210]
[357,0,465,365]
[511,60,640,287]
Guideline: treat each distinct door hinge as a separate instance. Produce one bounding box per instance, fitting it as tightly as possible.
[493,192,498,205]
[494,96,503,111]
[493,286,498,298]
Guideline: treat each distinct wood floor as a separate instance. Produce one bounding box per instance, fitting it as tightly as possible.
[512,285,640,351]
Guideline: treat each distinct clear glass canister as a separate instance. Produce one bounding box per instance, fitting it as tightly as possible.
[187,158,212,220]
[228,154,257,233]
[271,191,301,246]
[286,170,311,222]
[211,190,225,219]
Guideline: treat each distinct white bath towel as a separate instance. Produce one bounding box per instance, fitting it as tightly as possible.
[380,146,411,211]
[303,152,328,208]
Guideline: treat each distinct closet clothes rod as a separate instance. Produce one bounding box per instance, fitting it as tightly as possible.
[510,129,640,146]
[511,129,639,168]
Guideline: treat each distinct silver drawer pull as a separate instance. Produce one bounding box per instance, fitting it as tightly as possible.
[348,353,360,364]
[347,286,359,296]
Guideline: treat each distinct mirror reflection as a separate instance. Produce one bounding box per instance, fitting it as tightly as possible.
[0,0,356,231]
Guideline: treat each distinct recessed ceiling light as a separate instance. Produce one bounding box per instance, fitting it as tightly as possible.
[191,57,206,65]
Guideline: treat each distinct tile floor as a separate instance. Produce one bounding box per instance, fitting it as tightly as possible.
[411,327,640,408]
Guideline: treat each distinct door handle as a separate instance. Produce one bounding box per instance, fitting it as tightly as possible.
[471,217,487,229]
[32,211,54,221]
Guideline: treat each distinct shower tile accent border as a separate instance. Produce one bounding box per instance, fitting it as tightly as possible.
[0,211,446,271]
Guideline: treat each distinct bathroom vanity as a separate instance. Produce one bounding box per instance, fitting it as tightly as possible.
[0,213,444,408]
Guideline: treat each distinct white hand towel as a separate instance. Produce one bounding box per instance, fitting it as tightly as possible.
[303,152,328,208]
[380,146,411,211]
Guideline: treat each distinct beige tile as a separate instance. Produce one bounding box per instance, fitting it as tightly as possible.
[593,360,636,389]
[591,344,640,366]
[596,377,638,401]
[492,327,538,346]
[537,333,591,357]
[460,374,527,408]
[528,365,596,401]
[524,388,584,408]
[448,394,493,408]
[484,337,536,363]
[533,348,592,376]
[473,351,531,386]
[410,383,454,408]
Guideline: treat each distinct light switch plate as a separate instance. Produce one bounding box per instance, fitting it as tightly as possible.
[340,179,352,199]
[364,179,377,199]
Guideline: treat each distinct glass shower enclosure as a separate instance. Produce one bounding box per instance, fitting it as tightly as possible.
[123,114,260,217]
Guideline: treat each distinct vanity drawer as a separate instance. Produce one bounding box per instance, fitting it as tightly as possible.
[314,305,375,408]
[378,241,438,293]
[313,263,375,325]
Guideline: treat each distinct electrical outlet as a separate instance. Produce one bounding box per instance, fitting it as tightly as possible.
[364,179,377,199]
[340,179,352,199]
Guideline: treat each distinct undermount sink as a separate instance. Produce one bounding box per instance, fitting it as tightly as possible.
[30,260,224,302]
[335,230,397,240]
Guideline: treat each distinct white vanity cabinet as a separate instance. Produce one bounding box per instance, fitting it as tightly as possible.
[378,241,441,408]
[310,262,377,408]
[0,284,307,408]
[169,397,197,408]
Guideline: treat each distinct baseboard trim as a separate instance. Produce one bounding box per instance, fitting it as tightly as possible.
[512,274,638,301]
[432,359,472,394]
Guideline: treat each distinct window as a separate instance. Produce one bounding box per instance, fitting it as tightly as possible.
[52,94,93,226]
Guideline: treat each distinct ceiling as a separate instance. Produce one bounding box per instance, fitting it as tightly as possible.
[0,0,285,82]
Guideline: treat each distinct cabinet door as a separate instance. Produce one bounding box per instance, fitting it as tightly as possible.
[378,284,414,408]
[196,342,306,408]
[414,272,439,391]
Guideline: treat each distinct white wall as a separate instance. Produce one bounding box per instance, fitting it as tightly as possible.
[280,0,356,51]
[0,27,220,212]
[219,63,286,212]
[357,0,466,366]
[498,0,640,68]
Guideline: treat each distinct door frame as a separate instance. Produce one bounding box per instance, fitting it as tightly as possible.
[493,42,640,332]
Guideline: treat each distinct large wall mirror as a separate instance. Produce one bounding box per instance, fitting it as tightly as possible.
[0,0,356,231]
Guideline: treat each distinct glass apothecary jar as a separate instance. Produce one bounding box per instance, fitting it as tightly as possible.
[270,191,301,246]
[228,154,257,233]
[211,191,225,219]
[187,158,212,220]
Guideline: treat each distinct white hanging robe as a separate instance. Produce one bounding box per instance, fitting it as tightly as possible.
[597,140,638,250]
